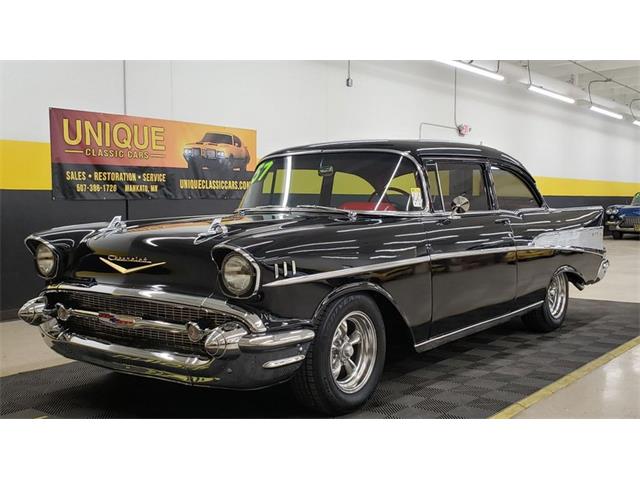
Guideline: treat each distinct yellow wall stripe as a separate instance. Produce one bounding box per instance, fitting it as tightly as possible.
[1,139,639,196]
[535,176,640,197]
[0,139,51,190]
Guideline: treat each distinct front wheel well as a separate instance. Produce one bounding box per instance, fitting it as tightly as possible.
[365,291,414,347]
[313,285,416,351]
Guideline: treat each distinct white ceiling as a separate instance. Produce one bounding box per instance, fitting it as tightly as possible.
[506,60,640,112]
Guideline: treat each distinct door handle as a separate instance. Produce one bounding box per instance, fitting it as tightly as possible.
[494,218,511,225]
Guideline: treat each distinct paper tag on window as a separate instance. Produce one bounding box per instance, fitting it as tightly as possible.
[411,188,423,208]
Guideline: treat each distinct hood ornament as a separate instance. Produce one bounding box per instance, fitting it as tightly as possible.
[194,217,229,245]
[92,215,127,239]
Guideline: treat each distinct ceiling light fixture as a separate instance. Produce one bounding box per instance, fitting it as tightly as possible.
[589,105,623,120]
[526,61,575,104]
[630,99,640,126]
[528,85,576,104]
[436,60,504,82]
[587,79,623,120]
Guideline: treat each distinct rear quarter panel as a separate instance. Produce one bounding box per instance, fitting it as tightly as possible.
[511,206,605,308]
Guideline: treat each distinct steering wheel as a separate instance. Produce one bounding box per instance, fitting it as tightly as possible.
[367,187,412,208]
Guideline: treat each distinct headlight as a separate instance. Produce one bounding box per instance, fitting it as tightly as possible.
[221,253,256,297]
[206,149,218,159]
[216,151,226,158]
[35,243,57,277]
[606,207,619,215]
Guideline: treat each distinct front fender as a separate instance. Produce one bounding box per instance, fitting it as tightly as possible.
[312,281,417,346]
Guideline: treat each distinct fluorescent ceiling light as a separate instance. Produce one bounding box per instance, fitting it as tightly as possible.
[633,120,640,127]
[590,105,623,120]
[528,85,575,104]
[436,60,504,81]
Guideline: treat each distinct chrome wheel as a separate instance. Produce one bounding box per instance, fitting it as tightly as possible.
[546,272,568,319]
[329,311,377,394]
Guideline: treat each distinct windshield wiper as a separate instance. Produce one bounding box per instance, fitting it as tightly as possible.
[294,205,357,219]
[238,204,358,219]
[237,205,289,213]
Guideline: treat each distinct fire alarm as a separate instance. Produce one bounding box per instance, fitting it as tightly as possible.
[457,124,472,136]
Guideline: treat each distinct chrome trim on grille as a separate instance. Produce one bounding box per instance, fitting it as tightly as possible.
[55,306,189,334]
[44,283,266,333]
[620,216,640,227]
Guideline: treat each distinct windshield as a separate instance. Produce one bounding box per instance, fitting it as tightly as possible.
[201,133,232,144]
[632,193,640,206]
[239,152,425,212]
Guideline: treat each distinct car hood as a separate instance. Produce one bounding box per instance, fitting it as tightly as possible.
[616,205,640,216]
[32,212,384,297]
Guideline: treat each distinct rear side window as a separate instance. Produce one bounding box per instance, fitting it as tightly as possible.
[491,167,540,210]
[433,161,490,212]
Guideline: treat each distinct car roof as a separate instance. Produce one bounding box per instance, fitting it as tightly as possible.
[265,139,527,172]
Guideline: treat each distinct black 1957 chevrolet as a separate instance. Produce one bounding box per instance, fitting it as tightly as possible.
[19,140,608,415]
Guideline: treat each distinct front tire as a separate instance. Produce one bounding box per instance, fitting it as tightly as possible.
[522,271,569,332]
[292,294,386,416]
[611,231,623,240]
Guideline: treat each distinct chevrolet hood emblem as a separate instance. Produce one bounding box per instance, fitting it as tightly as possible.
[99,256,166,274]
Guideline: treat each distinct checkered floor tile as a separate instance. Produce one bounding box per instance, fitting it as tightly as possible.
[1,299,637,419]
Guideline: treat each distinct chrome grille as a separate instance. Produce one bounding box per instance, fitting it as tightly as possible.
[64,315,206,356]
[620,216,640,227]
[45,291,239,356]
[58,291,235,326]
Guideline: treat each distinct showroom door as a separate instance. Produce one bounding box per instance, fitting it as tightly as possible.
[425,160,517,338]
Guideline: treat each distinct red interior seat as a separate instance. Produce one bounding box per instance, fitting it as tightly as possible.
[339,201,397,211]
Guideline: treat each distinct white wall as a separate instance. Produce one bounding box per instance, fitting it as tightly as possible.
[2,60,638,183]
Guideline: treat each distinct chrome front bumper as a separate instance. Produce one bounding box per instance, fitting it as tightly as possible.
[606,221,639,233]
[19,286,314,389]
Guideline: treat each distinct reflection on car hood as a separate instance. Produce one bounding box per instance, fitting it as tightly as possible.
[33,212,383,296]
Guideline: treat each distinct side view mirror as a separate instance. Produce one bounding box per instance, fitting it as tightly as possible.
[451,195,470,214]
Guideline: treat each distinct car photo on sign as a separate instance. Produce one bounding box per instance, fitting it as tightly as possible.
[183,132,252,173]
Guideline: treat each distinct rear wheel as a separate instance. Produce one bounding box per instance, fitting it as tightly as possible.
[292,294,385,416]
[611,231,623,240]
[522,271,569,332]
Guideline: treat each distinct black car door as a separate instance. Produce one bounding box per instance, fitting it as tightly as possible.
[424,159,517,339]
